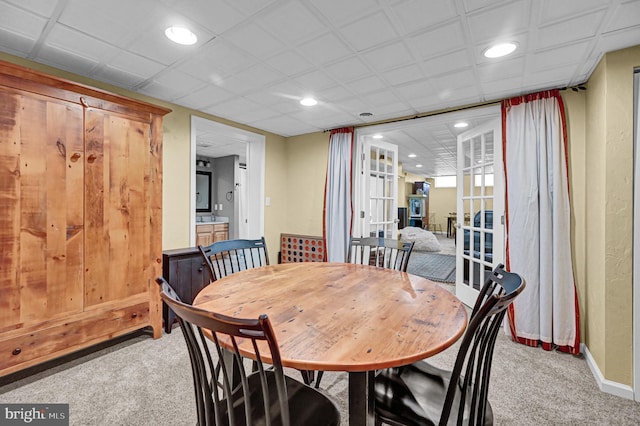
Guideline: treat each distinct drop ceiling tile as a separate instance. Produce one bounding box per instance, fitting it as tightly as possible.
[466,0,530,43]
[47,25,118,63]
[202,96,264,118]
[530,42,590,72]
[266,50,314,77]
[480,75,523,94]
[362,89,404,107]
[422,49,471,76]
[526,64,576,87]
[347,75,387,95]
[408,21,467,59]
[226,0,279,18]
[37,44,99,75]
[194,39,255,75]
[383,63,425,86]
[394,79,438,101]
[139,73,204,101]
[606,1,640,32]
[232,107,282,124]
[257,2,326,43]
[174,84,235,110]
[224,22,286,60]
[361,41,415,72]
[324,56,371,82]
[476,56,525,82]
[339,12,399,52]
[319,85,358,103]
[597,26,640,56]
[295,69,338,92]
[59,0,160,47]
[231,63,285,90]
[390,0,458,35]
[539,0,608,23]
[250,115,318,136]
[172,0,246,34]
[461,0,509,14]
[93,65,149,89]
[110,51,165,80]
[259,81,308,104]
[0,28,37,53]
[536,11,606,49]
[308,0,381,26]
[296,32,352,65]
[269,100,304,115]
[3,0,58,17]
[431,69,477,92]
[0,2,47,39]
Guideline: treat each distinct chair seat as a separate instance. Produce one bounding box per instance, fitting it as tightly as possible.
[220,371,340,426]
[374,361,494,426]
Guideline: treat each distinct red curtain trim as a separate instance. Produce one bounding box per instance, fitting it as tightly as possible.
[330,127,354,135]
[502,89,560,107]
[509,335,580,355]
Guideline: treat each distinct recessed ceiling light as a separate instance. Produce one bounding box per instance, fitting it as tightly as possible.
[408,154,417,158]
[165,26,198,45]
[300,97,318,106]
[483,42,517,58]
[416,164,423,168]
[454,122,469,128]
[373,134,383,139]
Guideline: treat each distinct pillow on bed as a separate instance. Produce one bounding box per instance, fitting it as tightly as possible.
[399,226,441,252]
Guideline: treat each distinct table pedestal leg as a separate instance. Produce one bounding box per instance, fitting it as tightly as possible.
[349,371,376,426]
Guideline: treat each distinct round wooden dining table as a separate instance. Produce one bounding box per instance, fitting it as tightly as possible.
[193,262,468,426]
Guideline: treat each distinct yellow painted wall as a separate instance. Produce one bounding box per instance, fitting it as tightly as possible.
[581,45,639,385]
[283,132,330,236]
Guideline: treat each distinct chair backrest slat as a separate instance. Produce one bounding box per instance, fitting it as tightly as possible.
[156,277,290,426]
[348,237,415,272]
[439,263,525,426]
[199,237,269,281]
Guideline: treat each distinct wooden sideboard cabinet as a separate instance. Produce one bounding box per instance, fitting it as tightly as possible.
[162,248,212,333]
[0,60,170,377]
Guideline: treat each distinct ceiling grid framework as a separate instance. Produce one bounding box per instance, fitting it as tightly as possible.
[0,0,638,176]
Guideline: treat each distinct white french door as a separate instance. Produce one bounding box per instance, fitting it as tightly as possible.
[455,118,505,307]
[353,138,399,239]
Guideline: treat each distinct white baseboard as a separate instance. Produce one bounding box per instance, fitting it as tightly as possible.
[581,343,635,400]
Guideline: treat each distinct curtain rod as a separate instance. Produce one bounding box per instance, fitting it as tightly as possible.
[323,99,500,133]
[324,84,587,133]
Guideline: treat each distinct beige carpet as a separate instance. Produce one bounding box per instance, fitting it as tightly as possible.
[1,324,639,425]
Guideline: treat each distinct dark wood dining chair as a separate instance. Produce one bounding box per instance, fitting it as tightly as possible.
[348,236,415,272]
[374,263,525,426]
[198,237,269,281]
[156,277,341,426]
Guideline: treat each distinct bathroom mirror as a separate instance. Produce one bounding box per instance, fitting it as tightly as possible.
[196,171,212,212]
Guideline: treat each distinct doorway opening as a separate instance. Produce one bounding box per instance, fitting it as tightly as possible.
[190,116,265,245]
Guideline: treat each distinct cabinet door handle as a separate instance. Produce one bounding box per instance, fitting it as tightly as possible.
[12,348,21,356]
[131,313,138,319]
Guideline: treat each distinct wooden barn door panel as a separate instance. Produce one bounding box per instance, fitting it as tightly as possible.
[84,109,151,307]
[0,90,84,330]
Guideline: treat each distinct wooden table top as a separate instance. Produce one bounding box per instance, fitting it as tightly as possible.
[193,262,467,372]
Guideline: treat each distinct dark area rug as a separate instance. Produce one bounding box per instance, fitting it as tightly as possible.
[407,252,456,283]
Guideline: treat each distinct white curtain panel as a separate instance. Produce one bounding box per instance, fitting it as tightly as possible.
[324,128,353,262]
[502,90,580,354]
